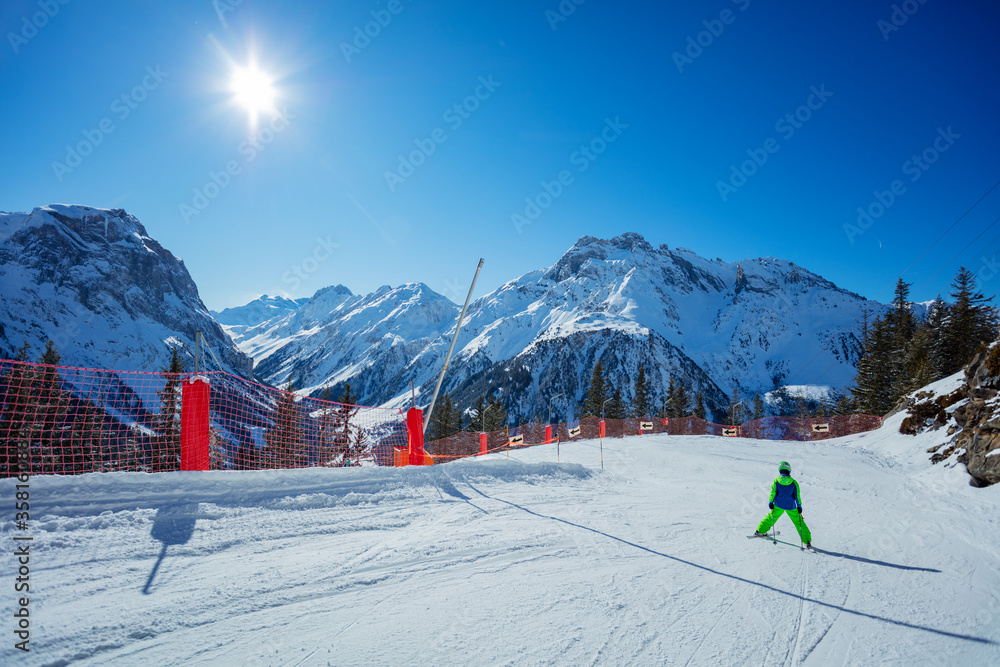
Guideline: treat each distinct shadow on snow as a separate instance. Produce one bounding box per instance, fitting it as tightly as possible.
[143,502,198,594]
[464,484,994,646]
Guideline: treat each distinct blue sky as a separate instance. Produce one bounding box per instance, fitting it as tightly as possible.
[2,0,999,311]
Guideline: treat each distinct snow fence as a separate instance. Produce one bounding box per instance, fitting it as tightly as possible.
[0,358,884,476]
[0,359,411,476]
[425,414,884,461]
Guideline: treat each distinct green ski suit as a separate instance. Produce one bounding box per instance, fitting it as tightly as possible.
[756,473,812,544]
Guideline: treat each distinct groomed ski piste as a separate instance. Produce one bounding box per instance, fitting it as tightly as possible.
[3,406,999,665]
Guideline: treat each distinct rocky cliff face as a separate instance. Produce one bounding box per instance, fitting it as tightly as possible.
[951,346,1000,486]
[0,204,251,376]
[901,343,1000,486]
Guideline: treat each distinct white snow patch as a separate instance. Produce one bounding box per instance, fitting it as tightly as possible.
[2,426,998,665]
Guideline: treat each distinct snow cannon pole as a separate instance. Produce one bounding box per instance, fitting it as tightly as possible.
[423,258,484,434]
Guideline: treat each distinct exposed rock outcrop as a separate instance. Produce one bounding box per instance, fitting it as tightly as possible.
[901,343,1000,486]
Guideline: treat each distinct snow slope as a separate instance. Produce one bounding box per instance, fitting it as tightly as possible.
[3,426,998,665]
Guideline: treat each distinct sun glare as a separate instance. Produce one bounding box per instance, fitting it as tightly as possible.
[230,65,276,120]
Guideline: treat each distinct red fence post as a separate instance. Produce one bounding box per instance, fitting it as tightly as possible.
[544,425,552,443]
[406,408,426,466]
[479,432,487,456]
[180,377,210,471]
[599,420,606,439]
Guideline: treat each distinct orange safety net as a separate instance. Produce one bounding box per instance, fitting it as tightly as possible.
[425,413,884,461]
[0,358,408,476]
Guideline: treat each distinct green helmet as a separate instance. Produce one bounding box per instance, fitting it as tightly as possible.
[778,461,791,474]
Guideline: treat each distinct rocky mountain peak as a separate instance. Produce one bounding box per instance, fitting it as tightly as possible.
[608,232,654,253]
[545,232,655,283]
[0,204,251,375]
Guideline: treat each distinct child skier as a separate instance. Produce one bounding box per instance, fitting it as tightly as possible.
[754,461,812,548]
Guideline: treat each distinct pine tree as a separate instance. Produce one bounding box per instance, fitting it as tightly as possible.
[581,360,608,417]
[606,387,626,420]
[336,383,364,465]
[427,393,461,441]
[317,388,338,465]
[466,394,488,431]
[693,391,707,420]
[266,378,306,468]
[235,442,260,470]
[152,346,185,472]
[632,364,653,418]
[942,267,997,375]
[484,394,507,431]
[339,383,358,407]
[67,395,101,474]
[886,278,917,399]
[670,382,690,418]
[1,346,34,476]
[39,340,61,366]
[31,341,69,473]
[751,392,766,420]
[905,322,939,394]
[727,386,745,425]
[922,296,949,381]
[467,393,507,432]
[833,391,854,416]
[663,376,677,418]
[851,312,896,415]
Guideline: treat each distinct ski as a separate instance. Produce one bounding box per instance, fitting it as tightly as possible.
[746,531,780,539]
[756,536,817,551]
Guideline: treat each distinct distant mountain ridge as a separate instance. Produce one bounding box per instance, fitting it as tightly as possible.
[222,232,890,421]
[212,294,308,332]
[0,205,891,422]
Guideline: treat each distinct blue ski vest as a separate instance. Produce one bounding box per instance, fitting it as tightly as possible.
[769,474,802,510]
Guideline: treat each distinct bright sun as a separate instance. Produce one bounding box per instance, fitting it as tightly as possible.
[230,65,276,120]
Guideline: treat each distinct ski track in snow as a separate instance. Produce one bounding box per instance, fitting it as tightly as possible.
[2,430,999,666]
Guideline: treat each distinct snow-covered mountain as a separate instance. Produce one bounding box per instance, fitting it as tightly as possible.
[225,233,886,421]
[227,282,459,400]
[211,295,308,338]
[0,204,251,376]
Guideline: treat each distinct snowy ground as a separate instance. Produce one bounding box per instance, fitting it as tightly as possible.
[3,417,1000,666]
